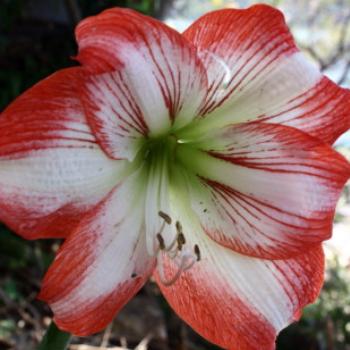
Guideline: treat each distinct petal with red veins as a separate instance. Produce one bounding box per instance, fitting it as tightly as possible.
[39,171,155,336]
[177,123,350,259]
[0,68,125,239]
[183,5,350,143]
[156,201,324,350]
[158,244,324,350]
[76,8,207,159]
[258,78,350,144]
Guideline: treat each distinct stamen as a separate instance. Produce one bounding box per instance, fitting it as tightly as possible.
[182,255,196,271]
[154,211,172,253]
[157,252,193,286]
[156,216,201,286]
[156,233,165,250]
[157,212,179,253]
[177,233,186,250]
[158,211,172,225]
[175,221,182,233]
[155,216,201,287]
[194,244,201,261]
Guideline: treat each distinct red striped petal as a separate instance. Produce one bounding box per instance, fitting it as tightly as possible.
[39,173,155,336]
[258,77,350,144]
[183,5,350,143]
[0,68,124,239]
[178,123,350,259]
[156,211,324,350]
[76,8,207,159]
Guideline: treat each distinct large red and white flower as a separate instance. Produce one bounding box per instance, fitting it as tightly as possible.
[1,5,350,350]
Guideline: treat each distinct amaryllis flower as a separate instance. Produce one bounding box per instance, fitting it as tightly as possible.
[1,4,350,350]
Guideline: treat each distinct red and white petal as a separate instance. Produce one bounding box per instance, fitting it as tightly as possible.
[177,123,350,259]
[156,197,324,350]
[0,68,125,239]
[183,5,350,143]
[76,8,207,158]
[39,172,155,336]
[258,77,350,144]
[157,230,324,350]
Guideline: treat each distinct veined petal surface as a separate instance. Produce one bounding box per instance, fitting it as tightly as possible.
[183,5,350,143]
[0,68,125,239]
[76,8,207,159]
[156,197,324,350]
[39,171,155,336]
[177,123,350,259]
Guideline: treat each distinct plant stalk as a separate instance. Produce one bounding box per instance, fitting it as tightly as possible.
[37,321,72,350]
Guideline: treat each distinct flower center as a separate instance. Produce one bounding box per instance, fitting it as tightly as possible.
[144,133,178,161]
[139,133,201,285]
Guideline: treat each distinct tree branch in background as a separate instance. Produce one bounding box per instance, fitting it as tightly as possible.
[299,7,350,85]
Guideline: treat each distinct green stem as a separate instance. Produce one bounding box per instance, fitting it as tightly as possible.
[37,321,72,350]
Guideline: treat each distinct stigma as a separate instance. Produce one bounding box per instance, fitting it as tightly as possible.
[155,211,201,286]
